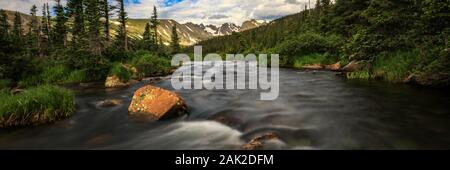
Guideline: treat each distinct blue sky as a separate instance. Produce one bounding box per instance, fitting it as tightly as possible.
[0,0,313,26]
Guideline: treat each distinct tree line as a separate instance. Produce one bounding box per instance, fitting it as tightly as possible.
[0,0,181,84]
[193,0,449,86]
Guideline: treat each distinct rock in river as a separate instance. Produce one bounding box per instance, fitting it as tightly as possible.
[242,132,281,150]
[105,75,129,88]
[128,85,189,120]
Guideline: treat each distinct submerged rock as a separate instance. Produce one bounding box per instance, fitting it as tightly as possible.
[96,99,122,108]
[128,85,189,120]
[105,75,129,88]
[242,132,280,150]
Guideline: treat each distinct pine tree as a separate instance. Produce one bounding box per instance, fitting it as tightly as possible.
[150,6,159,49]
[46,3,52,34]
[0,9,9,39]
[67,0,85,44]
[142,22,154,50]
[85,0,103,55]
[53,0,68,47]
[116,0,128,51]
[29,5,39,38]
[41,5,50,40]
[102,0,111,43]
[12,11,23,39]
[40,4,50,56]
[171,24,180,54]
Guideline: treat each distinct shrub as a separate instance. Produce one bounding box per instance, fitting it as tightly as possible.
[0,79,11,90]
[109,63,132,82]
[64,69,89,84]
[274,32,343,66]
[41,65,71,84]
[0,85,75,128]
[275,32,343,57]
[129,52,171,77]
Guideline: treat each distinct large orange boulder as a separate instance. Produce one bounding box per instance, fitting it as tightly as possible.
[128,85,189,120]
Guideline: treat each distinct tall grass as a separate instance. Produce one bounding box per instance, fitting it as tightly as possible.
[109,63,132,82]
[18,65,89,87]
[372,51,419,82]
[346,51,419,82]
[0,85,75,128]
[0,79,11,90]
[291,53,327,68]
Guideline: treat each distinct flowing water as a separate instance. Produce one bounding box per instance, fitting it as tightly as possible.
[1,66,450,149]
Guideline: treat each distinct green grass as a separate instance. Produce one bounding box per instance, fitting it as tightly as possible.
[109,63,132,82]
[346,69,371,80]
[291,53,327,68]
[0,85,75,128]
[372,51,419,82]
[18,65,90,87]
[63,69,89,84]
[0,79,11,90]
[346,51,419,82]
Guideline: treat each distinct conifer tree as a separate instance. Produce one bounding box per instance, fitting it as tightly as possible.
[102,0,111,43]
[85,0,103,55]
[41,5,50,40]
[67,0,85,43]
[171,24,180,54]
[29,5,39,39]
[0,9,9,39]
[53,0,68,47]
[12,11,23,39]
[150,6,159,49]
[116,0,128,51]
[142,22,154,50]
[46,3,52,34]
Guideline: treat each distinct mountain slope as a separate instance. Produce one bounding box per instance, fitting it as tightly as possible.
[3,10,266,46]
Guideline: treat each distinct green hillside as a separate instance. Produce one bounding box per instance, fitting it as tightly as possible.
[193,0,450,87]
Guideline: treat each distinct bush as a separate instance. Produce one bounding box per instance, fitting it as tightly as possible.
[41,65,71,84]
[0,85,75,128]
[274,32,343,66]
[109,63,132,82]
[64,69,89,84]
[129,51,171,77]
[0,79,11,90]
[18,65,90,87]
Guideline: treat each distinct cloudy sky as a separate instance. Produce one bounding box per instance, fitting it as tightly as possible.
[0,0,314,25]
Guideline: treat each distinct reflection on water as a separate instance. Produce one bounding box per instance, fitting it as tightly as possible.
[0,67,449,149]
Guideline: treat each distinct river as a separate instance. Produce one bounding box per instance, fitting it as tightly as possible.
[0,67,449,149]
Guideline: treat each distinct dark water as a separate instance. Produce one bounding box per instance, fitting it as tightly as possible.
[1,67,450,150]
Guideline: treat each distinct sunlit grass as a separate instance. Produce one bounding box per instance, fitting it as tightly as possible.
[0,85,75,128]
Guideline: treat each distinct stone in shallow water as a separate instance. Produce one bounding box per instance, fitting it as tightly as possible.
[128,85,189,120]
[242,132,280,150]
[105,75,129,88]
[96,99,122,108]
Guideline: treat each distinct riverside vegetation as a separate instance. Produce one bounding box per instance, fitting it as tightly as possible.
[194,0,449,86]
[0,1,176,128]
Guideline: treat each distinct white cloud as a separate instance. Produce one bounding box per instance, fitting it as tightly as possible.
[0,0,64,15]
[1,0,315,26]
[126,0,313,26]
